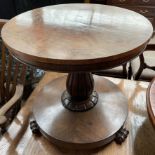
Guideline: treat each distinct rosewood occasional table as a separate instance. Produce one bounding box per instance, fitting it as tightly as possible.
[1,4,153,149]
[147,78,155,128]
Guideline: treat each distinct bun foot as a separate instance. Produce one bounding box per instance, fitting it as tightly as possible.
[115,127,129,144]
[0,127,6,135]
[30,120,40,134]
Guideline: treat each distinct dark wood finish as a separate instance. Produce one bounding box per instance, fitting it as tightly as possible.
[66,73,94,101]
[32,75,128,149]
[2,4,153,72]
[62,90,98,111]
[147,78,155,128]
[115,127,129,144]
[119,6,155,17]
[134,53,145,80]
[135,0,155,5]
[62,72,98,111]
[89,0,107,4]
[107,0,155,5]
[107,0,131,5]
[30,120,40,134]
[106,0,155,31]
[0,19,8,32]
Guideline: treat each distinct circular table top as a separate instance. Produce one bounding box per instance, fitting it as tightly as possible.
[147,78,155,128]
[2,4,153,72]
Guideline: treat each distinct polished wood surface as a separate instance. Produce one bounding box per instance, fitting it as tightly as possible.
[2,4,153,72]
[33,75,128,149]
[0,72,155,154]
[147,78,155,127]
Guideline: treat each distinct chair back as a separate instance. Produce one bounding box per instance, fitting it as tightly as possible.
[0,20,27,105]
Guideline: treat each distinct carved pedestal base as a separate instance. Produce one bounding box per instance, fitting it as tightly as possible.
[30,120,40,134]
[30,75,128,150]
[30,121,129,146]
[115,127,129,144]
[61,90,98,112]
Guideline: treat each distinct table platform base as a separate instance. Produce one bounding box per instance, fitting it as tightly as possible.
[31,75,128,150]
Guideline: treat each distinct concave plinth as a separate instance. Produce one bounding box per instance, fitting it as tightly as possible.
[32,75,128,149]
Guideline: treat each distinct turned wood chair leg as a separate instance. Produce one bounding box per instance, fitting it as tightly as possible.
[122,63,127,78]
[127,62,132,79]
[134,54,146,80]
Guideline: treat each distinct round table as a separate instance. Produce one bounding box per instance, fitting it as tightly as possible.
[147,78,155,129]
[2,4,153,149]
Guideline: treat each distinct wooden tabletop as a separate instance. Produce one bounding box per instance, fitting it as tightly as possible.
[2,4,153,72]
[0,72,155,155]
[147,78,155,128]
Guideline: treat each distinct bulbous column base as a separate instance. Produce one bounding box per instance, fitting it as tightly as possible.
[61,90,98,112]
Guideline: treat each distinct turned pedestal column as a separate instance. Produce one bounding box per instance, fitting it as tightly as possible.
[62,72,98,111]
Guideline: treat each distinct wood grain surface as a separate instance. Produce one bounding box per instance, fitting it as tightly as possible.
[0,72,155,155]
[2,4,153,72]
[147,78,155,128]
[32,75,128,149]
